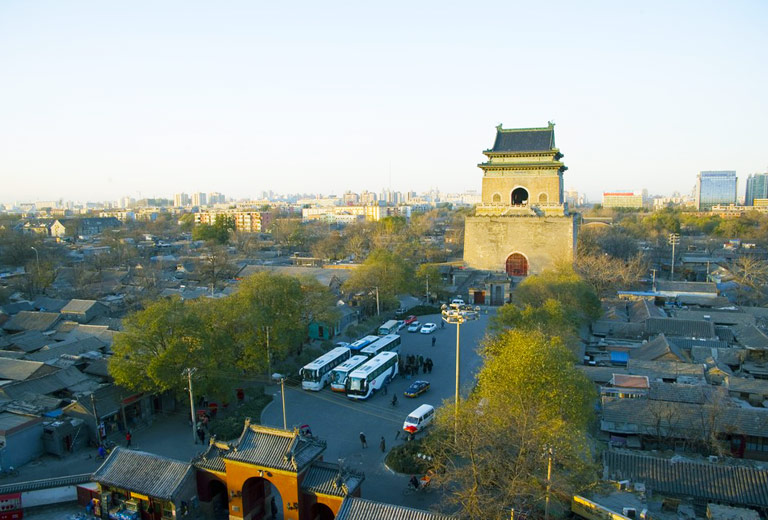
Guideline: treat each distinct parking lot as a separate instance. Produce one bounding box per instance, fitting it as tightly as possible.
[260,309,493,508]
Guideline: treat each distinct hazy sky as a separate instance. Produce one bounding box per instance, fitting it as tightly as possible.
[1,1,766,204]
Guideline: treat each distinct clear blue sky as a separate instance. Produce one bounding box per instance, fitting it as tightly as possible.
[1,1,766,204]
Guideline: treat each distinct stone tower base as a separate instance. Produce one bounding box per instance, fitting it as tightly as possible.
[463,214,577,275]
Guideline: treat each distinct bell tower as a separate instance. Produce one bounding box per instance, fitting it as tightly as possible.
[463,123,577,277]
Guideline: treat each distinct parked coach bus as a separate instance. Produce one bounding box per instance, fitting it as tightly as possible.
[300,347,351,391]
[378,320,400,335]
[329,355,369,392]
[348,335,379,352]
[360,334,401,358]
[346,351,399,400]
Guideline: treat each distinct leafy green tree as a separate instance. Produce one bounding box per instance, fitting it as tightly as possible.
[110,297,228,398]
[512,264,601,326]
[193,215,234,244]
[342,248,413,311]
[428,329,597,519]
[414,263,447,302]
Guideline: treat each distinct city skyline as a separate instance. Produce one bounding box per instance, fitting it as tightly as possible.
[1,1,766,204]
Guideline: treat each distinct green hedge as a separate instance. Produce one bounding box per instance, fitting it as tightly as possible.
[385,438,432,474]
[407,305,442,316]
[207,386,274,441]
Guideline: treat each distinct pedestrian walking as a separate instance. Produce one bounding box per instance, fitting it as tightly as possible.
[359,432,367,448]
[197,427,205,444]
[125,431,132,447]
[423,362,427,374]
[418,355,424,368]
[431,336,436,347]
[380,436,386,452]
[395,429,401,440]
[428,358,433,373]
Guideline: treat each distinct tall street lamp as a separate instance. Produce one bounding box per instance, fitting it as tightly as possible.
[441,303,479,443]
[30,247,40,293]
[668,233,680,281]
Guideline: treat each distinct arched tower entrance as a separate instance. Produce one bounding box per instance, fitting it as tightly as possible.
[511,187,529,205]
[505,253,528,277]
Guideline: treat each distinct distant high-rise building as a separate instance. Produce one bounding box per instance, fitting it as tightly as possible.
[192,192,207,207]
[745,173,768,206]
[696,171,737,210]
[342,191,359,205]
[207,192,225,205]
[360,191,377,205]
[174,193,190,207]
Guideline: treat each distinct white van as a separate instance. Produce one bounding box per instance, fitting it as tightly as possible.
[403,404,435,435]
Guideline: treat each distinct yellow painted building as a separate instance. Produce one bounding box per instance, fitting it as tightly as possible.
[464,123,577,276]
[195,211,273,233]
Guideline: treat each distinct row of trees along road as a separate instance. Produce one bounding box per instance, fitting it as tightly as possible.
[426,266,600,520]
[109,271,338,401]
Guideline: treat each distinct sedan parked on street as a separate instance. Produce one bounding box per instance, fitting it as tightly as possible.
[420,323,437,334]
[404,380,430,398]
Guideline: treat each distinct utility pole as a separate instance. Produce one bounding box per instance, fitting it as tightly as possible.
[375,286,380,316]
[281,378,287,429]
[265,326,271,377]
[90,393,100,440]
[545,446,553,520]
[425,275,429,303]
[651,269,657,292]
[454,319,461,444]
[186,368,197,443]
[668,233,680,281]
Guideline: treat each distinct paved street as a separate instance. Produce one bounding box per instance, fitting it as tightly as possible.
[261,310,493,509]
[21,309,492,517]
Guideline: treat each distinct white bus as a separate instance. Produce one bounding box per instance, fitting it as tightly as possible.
[360,334,401,358]
[346,351,399,400]
[329,355,369,392]
[348,335,379,353]
[378,320,400,335]
[300,347,351,391]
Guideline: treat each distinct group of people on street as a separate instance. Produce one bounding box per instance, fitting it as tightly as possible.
[359,432,387,453]
[400,355,434,376]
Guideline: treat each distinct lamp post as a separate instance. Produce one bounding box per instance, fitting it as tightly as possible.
[441,303,479,443]
[668,233,680,281]
[30,247,40,292]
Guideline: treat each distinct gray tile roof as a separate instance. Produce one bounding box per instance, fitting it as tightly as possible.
[489,126,554,153]
[6,330,51,352]
[335,497,452,520]
[0,365,91,400]
[61,299,102,315]
[603,450,768,508]
[32,297,68,313]
[626,359,705,381]
[93,447,193,501]
[647,381,719,404]
[728,377,768,397]
[193,441,229,473]
[223,421,326,472]
[674,309,755,327]
[301,461,364,498]
[601,397,768,437]
[24,336,105,362]
[0,301,34,316]
[645,318,715,339]
[0,358,55,381]
[655,281,718,294]
[690,346,746,366]
[2,311,61,332]
[631,334,688,362]
[669,337,729,350]
[736,326,768,350]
